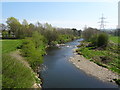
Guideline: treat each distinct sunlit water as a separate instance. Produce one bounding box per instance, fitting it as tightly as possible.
[40,39,118,88]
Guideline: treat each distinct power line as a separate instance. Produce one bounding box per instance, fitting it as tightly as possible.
[98,14,107,30]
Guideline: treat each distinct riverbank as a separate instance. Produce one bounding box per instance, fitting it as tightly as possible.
[2,40,42,88]
[10,50,42,88]
[69,50,119,84]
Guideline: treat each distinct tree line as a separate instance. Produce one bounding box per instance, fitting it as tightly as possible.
[1,17,81,45]
[1,17,82,71]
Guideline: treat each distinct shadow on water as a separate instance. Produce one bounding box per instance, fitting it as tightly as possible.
[40,39,119,88]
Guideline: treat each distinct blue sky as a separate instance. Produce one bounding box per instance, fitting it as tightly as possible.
[1,1,118,29]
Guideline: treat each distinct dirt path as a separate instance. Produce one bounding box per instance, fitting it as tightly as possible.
[69,51,119,83]
[10,50,30,68]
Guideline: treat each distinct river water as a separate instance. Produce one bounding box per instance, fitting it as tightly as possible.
[40,39,118,88]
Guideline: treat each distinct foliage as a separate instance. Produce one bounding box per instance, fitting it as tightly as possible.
[2,30,15,39]
[82,27,100,41]
[6,17,22,38]
[90,34,98,46]
[82,28,109,48]
[88,32,109,48]
[32,31,47,49]
[57,34,73,43]
[2,54,35,88]
[76,41,120,74]
[21,31,46,70]
[1,17,82,88]
[97,33,108,47]
[2,17,81,42]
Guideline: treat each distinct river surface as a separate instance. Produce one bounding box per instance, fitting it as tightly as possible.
[40,39,118,88]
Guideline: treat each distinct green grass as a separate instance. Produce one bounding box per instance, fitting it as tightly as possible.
[109,35,120,43]
[76,46,120,74]
[1,39,22,54]
[2,54,35,88]
[1,39,42,88]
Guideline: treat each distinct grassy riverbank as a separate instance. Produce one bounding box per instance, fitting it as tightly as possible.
[76,35,120,85]
[2,34,79,88]
[2,40,41,88]
[1,17,81,88]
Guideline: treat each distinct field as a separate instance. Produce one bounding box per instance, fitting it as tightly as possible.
[1,39,22,54]
[109,35,120,43]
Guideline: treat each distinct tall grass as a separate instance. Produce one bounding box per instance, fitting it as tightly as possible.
[2,54,35,88]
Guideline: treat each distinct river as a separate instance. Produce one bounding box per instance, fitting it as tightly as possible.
[40,39,118,88]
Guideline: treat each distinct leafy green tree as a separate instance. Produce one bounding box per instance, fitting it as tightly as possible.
[82,27,100,41]
[32,31,47,49]
[6,17,21,38]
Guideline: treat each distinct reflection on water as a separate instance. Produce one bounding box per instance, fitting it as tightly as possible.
[40,39,118,88]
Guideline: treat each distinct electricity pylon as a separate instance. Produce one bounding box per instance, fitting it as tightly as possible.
[98,14,107,30]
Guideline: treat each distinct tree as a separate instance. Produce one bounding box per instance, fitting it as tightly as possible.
[78,30,82,36]
[72,28,77,36]
[22,19,28,26]
[0,24,7,31]
[6,17,21,38]
[32,31,47,49]
[82,27,100,41]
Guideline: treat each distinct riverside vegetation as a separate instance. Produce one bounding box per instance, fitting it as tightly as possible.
[76,28,120,85]
[1,17,81,88]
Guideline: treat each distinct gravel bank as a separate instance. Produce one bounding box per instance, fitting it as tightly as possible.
[69,50,119,83]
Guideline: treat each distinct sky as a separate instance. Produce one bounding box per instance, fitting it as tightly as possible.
[1,0,119,30]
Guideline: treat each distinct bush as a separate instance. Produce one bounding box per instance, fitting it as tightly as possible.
[50,41,58,46]
[89,33,108,48]
[21,38,43,70]
[97,33,108,47]
[90,35,98,46]
[21,31,46,70]
[82,27,100,41]
[57,35,72,43]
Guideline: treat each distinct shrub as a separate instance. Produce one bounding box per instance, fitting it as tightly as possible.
[82,27,100,41]
[97,33,108,47]
[50,41,58,46]
[32,31,47,49]
[90,35,98,46]
[21,38,43,70]
[21,32,46,70]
